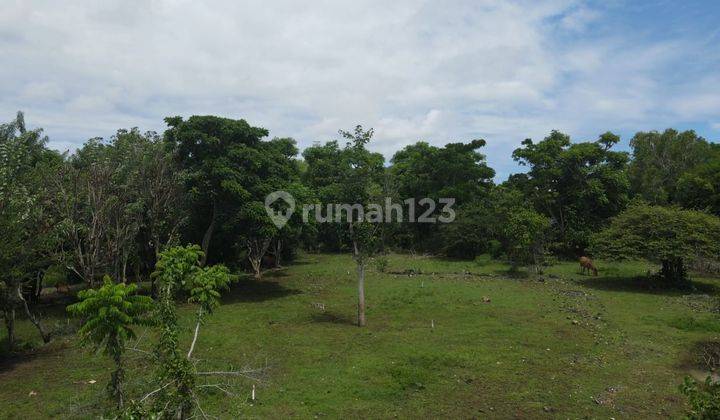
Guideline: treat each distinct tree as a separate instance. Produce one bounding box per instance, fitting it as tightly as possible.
[629,129,714,205]
[339,126,385,327]
[445,186,550,269]
[150,244,235,417]
[164,116,269,266]
[511,130,629,255]
[676,159,720,216]
[591,203,720,286]
[437,200,491,259]
[239,202,277,278]
[304,126,384,325]
[0,111,61,348]
[390,140,494,251]
[107,129,184,288]
[498,206,549,272]
[54,139,116,287]
[301,141,353,251]
[234,137,302,278]
[66,277,153,407]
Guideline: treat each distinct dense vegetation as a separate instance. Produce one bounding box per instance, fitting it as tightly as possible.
[2,111,720,417]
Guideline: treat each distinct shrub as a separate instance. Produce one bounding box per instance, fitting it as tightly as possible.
[680,376,720,419]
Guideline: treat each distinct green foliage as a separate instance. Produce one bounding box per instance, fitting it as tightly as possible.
[150,245,235,417]
[187,264,233,314]
[151,244,204,291]
[391,139,495,205]
[390,140,494,250]
[499,207,550,270]
[67,276,153,353]
[42,265,68,287]
[302,127,385,251]
[0,111,63,346]
[677,159,720,216]
[680,376,720,419]
[66,276,153,406]
[438,200,492,259]
[629,129,714,205]
[165,116,305,268]
[511,130,629,254]
[372,255,389,273]
[592,203,720,263]
[591,203,720,285]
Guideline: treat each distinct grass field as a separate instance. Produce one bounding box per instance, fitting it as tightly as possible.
[1,253,719,418]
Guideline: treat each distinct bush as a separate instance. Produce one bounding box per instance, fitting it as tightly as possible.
[473,254,493,267]
[592,203,720,287]
[680,376,720,419]
[42,265,67,287]
[373,256,389,273]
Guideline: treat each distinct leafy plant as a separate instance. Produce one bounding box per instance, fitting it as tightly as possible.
[66,276,153,407]
[149,245,235,417]
[373,256,389,273]
[591,203,720,286]
[680,376,720,419]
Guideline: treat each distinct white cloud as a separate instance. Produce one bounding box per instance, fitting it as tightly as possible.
[0,0,718,180]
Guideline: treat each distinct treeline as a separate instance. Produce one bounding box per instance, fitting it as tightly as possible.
[2,111,720,335]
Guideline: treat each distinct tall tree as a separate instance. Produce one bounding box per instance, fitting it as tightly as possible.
[629,129,714,205]
[389,140,494,250]
[305,126,384,326]
[676,158,720,216]
[164,116,269,266]
[106,129,184,285]
[54,139,116,287]
[510,131,629,255]
[0,112,60,348]
[234,137,303,277]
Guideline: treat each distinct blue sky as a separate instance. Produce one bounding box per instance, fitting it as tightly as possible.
[1,0,719,181]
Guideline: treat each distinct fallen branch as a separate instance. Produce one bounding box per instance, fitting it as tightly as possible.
[140,380,174,403]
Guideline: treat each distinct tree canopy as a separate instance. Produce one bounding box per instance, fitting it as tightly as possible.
[591,203,720,285]
[510,130,629,255]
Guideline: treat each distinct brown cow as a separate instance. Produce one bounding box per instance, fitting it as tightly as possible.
[579,256,598,276]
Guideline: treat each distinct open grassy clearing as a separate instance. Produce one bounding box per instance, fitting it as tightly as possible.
[1,253,719,418]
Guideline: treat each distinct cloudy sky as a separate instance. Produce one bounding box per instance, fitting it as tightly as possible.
[2,0,719,180]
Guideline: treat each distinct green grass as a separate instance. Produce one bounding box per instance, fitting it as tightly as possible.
[1,253,719,418]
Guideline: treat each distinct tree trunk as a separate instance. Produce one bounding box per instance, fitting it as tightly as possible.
[121,254,128,284]
[33,271,43,303]
[187,309,203,360]
[200,201,217,267]
[4,308,15,351]
[273,239,282,268]
[17,286,50,343]
[110,346,124,408]
[84,257,97,288]
[247,238,271,279]
[357,262,366,327]
[250,256,262,279]
[661,257,688,287]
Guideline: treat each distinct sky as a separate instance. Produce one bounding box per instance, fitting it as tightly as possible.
[2,0,719,181]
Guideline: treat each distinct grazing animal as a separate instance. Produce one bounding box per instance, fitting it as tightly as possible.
[56,282,70,294]
[579,256,598,276]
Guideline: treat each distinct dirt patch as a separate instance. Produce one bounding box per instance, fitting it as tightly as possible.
[683,340,720,372]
